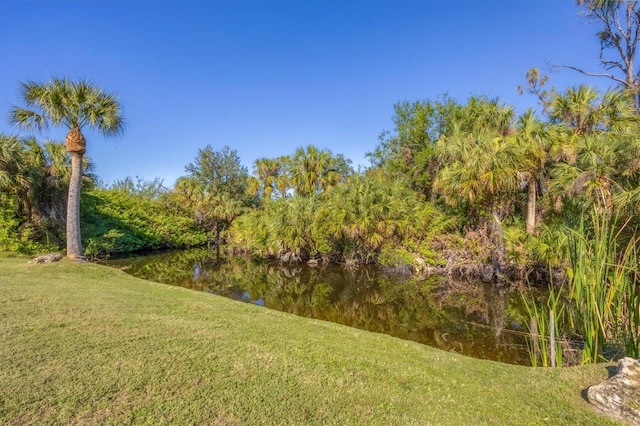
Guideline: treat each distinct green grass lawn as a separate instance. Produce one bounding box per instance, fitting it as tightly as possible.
[0,257,618,425]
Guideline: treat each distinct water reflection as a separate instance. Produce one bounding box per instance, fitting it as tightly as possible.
[105,248,531,365]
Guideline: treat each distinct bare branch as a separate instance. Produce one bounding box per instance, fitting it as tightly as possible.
[555,64,630,86]
[603,9,628,66]
[602,58,626,70]
[613,4,627,39]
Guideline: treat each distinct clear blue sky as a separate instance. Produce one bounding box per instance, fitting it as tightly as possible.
[1,0,615,186]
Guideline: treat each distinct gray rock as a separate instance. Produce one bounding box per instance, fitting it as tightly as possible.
[587,357,640,425]
[29,252,63,264]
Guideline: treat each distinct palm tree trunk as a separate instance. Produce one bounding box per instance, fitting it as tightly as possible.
[526,177,537,235]
[491,207,506,273]
[66,152,83,259]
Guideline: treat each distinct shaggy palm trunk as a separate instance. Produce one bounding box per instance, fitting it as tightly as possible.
[526,177,537,235]
[491,207,506,273]
[65,127,86,259]
[66,152,83,259]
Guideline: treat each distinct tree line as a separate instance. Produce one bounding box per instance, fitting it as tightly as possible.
[3,84,639,275]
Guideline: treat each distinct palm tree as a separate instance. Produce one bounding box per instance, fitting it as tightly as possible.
[265,195,319,260]
[10,78,124,259]
[549,134,620,209]
[547,86,636,211]
[290,145,328,196]
[289,145,348,196]
[549,86,635,136]
[314,174,418,264]
[549,85,601,135]
[22,138,84,245]
[515,110,551,234]
[0,134,29,205]
[253,157,282,199]
[434,99,523,271]
[0,134,86,247]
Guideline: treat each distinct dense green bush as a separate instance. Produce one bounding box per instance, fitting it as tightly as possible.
[81,189,207,258]
[0,197,52,254]
[228,173,455,266]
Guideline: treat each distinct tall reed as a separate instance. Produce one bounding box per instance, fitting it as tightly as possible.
[566,208,639,364]
[622,241,640,358]
[522,284,564,367]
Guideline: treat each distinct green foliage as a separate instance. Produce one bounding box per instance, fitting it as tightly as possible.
[231,86,640,275]
[524,223,571,266]
[377,245,416,269]
[522,206,640,366]
[249,146,352,201]
[522,285,565,368]
[266,195,319,259]
[366,86,640,272]
[229,172,453,265]
[84,229,124,258]
[184,145,249,200]
[367,100,438,196]
[0,196,51,254]
[288,145,352,196]
[110,175,168,200]
[433,98,520,212]
[250,156,289,199]
[173,145,253,246]
[565,208,640,363]
[10,78,125,137]
[0,142,203,258]
[81,188,207,258]
[226,209,270,257]
[9,77,125,258]
[0,133,89,251]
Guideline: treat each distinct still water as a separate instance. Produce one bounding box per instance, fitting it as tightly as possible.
[105,248,533,365]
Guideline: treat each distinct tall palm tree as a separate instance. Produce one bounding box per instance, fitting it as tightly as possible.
[289,145,347,196]
[10,78,124,259]
[290,145,328,196]
[434,99,522,271]
[547,86,636,211]
[515,110,551,234]
[253,157,282,199]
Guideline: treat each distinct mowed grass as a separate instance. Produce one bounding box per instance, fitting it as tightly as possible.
[0,257,618,425]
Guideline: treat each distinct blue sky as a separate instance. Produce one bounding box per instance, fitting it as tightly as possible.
[1,0,615,186]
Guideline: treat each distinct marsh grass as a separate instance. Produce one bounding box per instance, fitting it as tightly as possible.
[523,208,640,367]
[0,257,617,424]
[567,209,640,363]
[522,284,565,367]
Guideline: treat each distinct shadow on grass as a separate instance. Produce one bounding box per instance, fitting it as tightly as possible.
[580,364,618,402]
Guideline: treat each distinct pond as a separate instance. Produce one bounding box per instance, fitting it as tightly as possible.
[104,248,534,365]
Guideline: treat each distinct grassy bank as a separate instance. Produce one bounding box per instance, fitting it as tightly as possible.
[0,258,617,425]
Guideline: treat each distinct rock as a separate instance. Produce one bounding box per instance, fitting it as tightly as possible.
[480,265,496,283]
[29,252,63,264]
[587,357,640,425]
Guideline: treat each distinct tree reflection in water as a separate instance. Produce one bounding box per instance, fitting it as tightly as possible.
[105,248,531,365]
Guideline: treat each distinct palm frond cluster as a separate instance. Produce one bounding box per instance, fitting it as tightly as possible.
[229,171,453,267]
[0,133,94,252]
